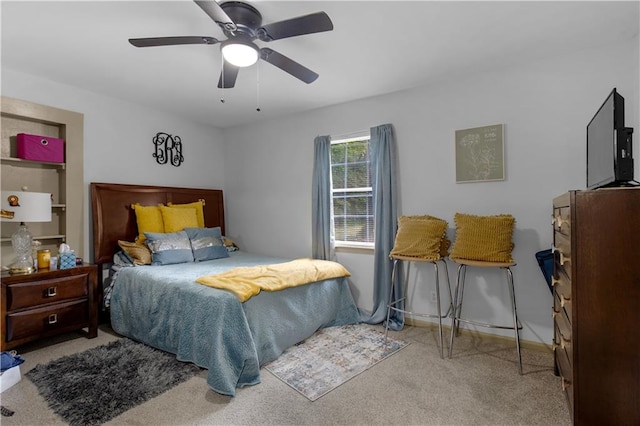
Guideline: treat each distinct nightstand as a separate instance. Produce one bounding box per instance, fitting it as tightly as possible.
[1,264,98,351]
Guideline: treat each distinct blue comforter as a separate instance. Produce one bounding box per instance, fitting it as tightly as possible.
[109,251,360,396]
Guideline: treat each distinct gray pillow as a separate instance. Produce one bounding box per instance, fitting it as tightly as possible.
[184,227,229,262]
[144,230,194,265]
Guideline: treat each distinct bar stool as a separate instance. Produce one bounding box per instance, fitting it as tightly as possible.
[448,258,522,374]
[446,212,521,373]
[384,215,454,357]
[384,255,453,358]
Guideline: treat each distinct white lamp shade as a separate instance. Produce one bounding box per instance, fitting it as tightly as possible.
[221,42,259,67]
[1,191,52,222]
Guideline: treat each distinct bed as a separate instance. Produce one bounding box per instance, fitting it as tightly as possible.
[90,182,360,396]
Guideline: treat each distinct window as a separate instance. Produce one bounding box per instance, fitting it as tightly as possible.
[330,134,374,246]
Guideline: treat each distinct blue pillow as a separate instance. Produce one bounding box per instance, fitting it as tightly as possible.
[144,231,194,265]
[184,227,229,262]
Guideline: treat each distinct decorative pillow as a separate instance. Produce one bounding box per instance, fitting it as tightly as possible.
[132,203,164,243]
[421,215,451,257]
[167,201,205,228]
[450,213,515,263]
[117,240,152,265]
[144,231,194,265]
[160,205,199,233]
[389,215,448,261]
[184,227,229,261]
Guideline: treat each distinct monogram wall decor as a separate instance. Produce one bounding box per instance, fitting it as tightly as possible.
[152,132,184,167]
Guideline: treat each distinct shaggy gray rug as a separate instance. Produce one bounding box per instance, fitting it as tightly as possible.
[26,338,201,425]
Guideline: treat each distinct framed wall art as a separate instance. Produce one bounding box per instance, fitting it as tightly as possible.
[455,124,504,183]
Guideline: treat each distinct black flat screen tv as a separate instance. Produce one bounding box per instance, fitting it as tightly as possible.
[586,88,634,189]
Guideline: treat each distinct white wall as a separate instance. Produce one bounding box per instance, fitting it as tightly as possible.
[1,69,226,261]
[221,36,639,345]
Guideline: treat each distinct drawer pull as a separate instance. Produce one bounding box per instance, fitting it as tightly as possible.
[48,313,58,324]
[46,286,57,297]
[559,252,570,266]
[552,277,560,287]
[561,377,571,391]
[560,294,571,307]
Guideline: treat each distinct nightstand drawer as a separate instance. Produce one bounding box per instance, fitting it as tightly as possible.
[5,299,88,341]
[5,274,89,311]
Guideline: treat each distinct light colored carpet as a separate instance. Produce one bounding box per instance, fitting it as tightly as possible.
[265,324,409,401]
[0,323,571,425]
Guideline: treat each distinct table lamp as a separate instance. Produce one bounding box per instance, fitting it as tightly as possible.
[1,190,52,274]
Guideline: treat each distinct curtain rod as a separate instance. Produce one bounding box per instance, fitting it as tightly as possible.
[330,128,371,142]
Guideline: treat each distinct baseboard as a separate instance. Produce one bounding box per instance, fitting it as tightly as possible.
[403,317,553,354]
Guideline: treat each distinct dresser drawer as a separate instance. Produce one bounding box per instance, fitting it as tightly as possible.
[552,206,571,236]
[5,274,89,311]
[555,339,574,415]
[553,231,571,263]
[553,270,572,318]
[554,298,572,363]
[5,299,88,341]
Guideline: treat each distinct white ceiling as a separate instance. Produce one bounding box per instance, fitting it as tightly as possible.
[2,1,638,129]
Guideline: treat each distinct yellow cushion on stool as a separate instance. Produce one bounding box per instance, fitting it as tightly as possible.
[450,213,515,263]
[390,215,448,261]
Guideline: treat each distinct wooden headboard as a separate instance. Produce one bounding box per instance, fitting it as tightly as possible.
[90,182,225,266]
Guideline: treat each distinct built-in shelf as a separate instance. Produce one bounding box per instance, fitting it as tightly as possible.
[1,156,66,169]
[1,234,65,243]
[1,96,84,269]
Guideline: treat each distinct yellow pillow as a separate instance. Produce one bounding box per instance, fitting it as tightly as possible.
[167,201,205,228]
[450,213,515,263]
[132,203,164,243]
[160,205,199,233]
[118,240,152,265]
[390,215,448,261]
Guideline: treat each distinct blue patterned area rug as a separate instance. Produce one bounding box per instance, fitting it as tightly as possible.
[265,324,409,401]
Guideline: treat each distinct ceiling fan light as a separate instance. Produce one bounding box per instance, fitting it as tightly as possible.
[221,40,259,67]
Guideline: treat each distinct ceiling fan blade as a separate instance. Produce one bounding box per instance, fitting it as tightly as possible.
[217,62,240,88]
[194,0,237,32]
[260,48,318,84]
[129,36,219,48]
[257,12,333,42]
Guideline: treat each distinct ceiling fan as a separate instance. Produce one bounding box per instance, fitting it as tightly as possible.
[129,0,333,89]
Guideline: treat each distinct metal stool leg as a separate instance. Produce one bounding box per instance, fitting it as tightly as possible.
[505,266,522,374]
[432,261,444,358]
[448,263,467,358]
[440,259,454,319]
[384,259,400,344]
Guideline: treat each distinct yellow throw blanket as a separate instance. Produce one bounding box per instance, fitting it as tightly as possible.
[196,258,351,302]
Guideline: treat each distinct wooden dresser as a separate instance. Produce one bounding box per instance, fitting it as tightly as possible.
[1,264,98,350]
[552,188,639,424]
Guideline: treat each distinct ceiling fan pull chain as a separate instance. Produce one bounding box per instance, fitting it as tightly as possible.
[220,59,225,104]
[256,61,261,112]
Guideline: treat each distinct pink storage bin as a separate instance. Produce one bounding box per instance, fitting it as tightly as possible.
[16,133,64,163]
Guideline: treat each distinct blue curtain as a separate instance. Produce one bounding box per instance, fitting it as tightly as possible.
[311,135,335,261]
[360,124,404,329]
